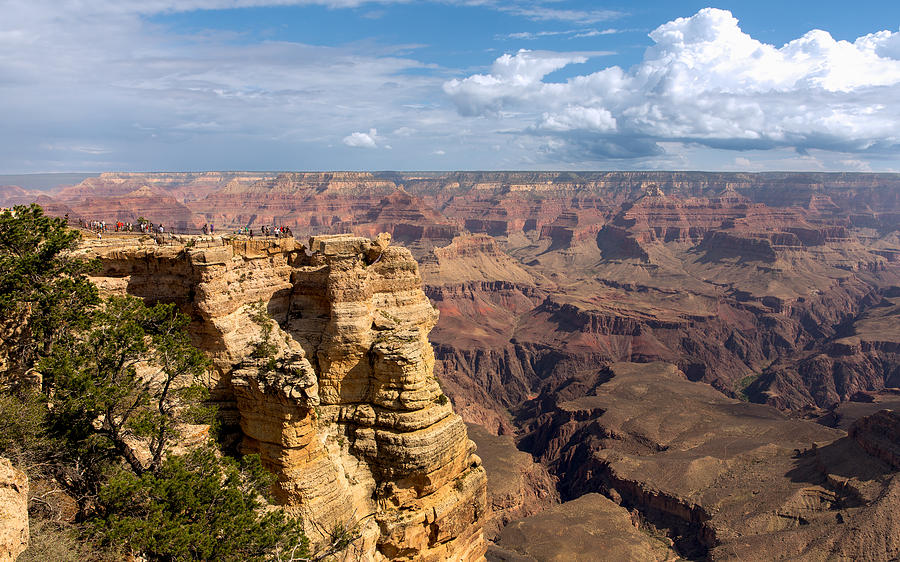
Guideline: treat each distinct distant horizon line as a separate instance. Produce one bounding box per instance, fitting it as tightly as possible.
[5,169,900,191]
[6,169,900,176]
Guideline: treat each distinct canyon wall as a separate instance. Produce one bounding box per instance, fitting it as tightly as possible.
[514,362,900,560]
[79,234,487,561]
[30,170,899,425]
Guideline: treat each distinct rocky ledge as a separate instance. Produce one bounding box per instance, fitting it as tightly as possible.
[79,233,487,561]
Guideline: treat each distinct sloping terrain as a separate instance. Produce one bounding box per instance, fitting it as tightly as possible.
[515,362,900,560]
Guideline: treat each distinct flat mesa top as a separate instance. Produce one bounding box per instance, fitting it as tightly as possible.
[308,234,375,256]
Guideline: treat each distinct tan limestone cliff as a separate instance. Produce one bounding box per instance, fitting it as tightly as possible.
[78,233,487,561]
[0,458,28,562]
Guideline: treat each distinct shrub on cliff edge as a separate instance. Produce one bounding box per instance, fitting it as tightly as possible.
[0,204,311,561]
[0,204,98,385]
[92,446,308,561]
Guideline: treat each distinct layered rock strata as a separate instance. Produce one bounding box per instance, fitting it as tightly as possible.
[17,171,900,424]
[849,409,900,469]
[80,233,487,561]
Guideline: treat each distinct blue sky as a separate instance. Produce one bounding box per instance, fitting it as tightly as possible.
[2,0,900,173]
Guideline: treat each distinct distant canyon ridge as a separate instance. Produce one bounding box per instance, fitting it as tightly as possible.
[3,170,898,422]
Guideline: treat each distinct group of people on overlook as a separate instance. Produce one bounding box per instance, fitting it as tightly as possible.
[233,224,294,238]
[78,218,166,237]
[72,217,295,240]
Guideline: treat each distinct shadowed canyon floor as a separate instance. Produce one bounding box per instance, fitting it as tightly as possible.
[6,170,900,559]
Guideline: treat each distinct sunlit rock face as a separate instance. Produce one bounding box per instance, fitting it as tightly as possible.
[80,233,487,561]
[52,169,900,424]
[0,458,28,562]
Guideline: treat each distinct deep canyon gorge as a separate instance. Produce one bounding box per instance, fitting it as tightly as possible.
[2,170,900,560]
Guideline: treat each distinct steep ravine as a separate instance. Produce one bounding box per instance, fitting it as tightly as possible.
[427,272,893,426]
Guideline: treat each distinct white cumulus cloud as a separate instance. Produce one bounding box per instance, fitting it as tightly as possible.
[343,128,381,148]
[443,50,597,116]
[538,106,616,132]
[444,7,900,160]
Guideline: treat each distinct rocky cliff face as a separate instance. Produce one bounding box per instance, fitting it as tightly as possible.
[849,410,900,469]
[749,290,900,409]
[41,171,900,240]
[464,424,558,541]
[0,458,28,562]
[80,233,487,561]
[53,172,279,231]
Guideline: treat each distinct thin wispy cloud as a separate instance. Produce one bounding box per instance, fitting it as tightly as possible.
[573,28,624,38]
[1,0,455,170]
[503,28,623,40]
[501,6,622,24]
[7,0,621,19]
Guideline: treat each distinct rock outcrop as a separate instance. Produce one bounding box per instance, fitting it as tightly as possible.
[13,170,900,557]
[849,409,900,469]
[80,233,487,561]
[20,171,900,423]
[750,290,900,409]
[0,458,28,562]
